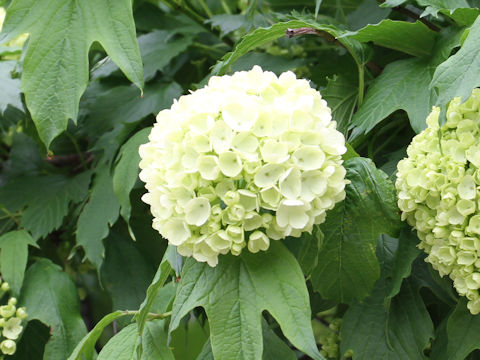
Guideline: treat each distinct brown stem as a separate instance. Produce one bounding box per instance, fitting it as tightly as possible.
[392,5,440,31]
[44,152,93,167]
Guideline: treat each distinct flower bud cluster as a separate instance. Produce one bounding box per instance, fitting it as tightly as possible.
[396,89,480,314]
[0,280,27,356]
[139,66,347,266]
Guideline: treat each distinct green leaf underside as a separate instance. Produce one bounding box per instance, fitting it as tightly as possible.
[0,230,37,295]
[76,169,120,269]
[0,0,143,148]
[0,61,22,113]
[21,259,87,360]
[169,242,324,360]
[136,248,173,336]
[311,157,401,303]
[0,172,91,239]
[213,19,369,76]
[93,30,193,82]
[342,20,437,57]
[67,311,129,360]
[197,320,297,360]
[340,236,434,360]
[350,58,436,137]
[431,16,480,115]
[113,127,150,226]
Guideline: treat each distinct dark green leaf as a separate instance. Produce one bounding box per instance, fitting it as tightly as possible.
[433,298,480,360]
[0,172,91,239]
[310,157,401,303]
[346,0,391,31]
[350,58,435,137]
[340,236,434,360]
[101,227,156,313]
[231,52,305,75]
[416,0,470,17]
[0,60,22,114]
[113,127,150,227]
[76,169,119,269]
[342,20,437,57]
[86,82,182,129]
[387,227,421,298]
[322,75,358,135]
[0,0,144,147]
[430,16,480,115]
[10,320,50,360]
[169,242,324,360]
[0,229,37,295]
[20,259,87,360]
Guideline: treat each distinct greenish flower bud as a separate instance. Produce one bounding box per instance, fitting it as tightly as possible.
[0,339,15,355]
[396,88,480,313]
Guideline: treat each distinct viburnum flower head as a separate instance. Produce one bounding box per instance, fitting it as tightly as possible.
[139,66,347,266]
[396,88,480,314]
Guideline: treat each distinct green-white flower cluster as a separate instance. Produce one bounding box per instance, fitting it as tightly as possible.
[139,66,347,266]
[396,89,480,314]
[0,281,27,356]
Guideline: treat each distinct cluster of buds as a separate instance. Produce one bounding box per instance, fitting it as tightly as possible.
[396,89,480,314]
[139,66,347,266]
[0,280,27,356]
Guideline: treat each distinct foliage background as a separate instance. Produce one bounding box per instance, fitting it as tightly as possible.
[1,0,480,359]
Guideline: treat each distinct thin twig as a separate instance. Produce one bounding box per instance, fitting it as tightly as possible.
[392,5,440,32]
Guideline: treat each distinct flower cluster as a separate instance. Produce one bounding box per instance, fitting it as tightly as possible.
[0,280,27,356]
[396,89,480,314]
[139,66,347,266]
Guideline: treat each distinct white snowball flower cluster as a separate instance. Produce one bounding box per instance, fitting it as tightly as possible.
[0,280,27,356]
[139,66,347,266]
[396,89,480,314]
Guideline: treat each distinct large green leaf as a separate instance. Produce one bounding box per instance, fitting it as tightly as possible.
[76,169,120,269]
[0,0,143,148]
[197,320,297,360]
[0,172,91,239]
[340,236,434,360]
[0,60,22,114]
[20,259,87,360]
[213,19,369,75]
[169,242,324,360]
[113,127,150,227]
[342,20,437,57]
[430,16,480,115]
[432,298,480,360]
[350,58,435,137]
[97,323,137,360]
[0,230,37,295]
[310,157,401,303]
